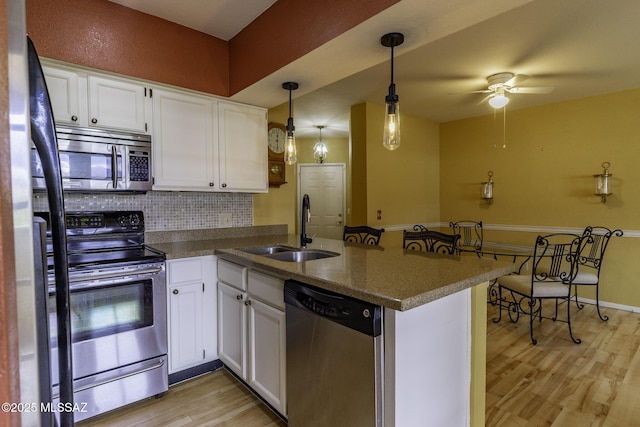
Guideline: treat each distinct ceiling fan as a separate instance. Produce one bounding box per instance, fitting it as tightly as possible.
[469,72,554,108]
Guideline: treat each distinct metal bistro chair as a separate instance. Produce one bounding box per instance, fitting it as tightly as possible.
[403,229,460,255]
[343,225,385,246]
[495,233,586,345]
[449,220,483,256]
[574,226,623,321]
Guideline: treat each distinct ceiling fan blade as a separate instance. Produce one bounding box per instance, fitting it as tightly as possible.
[505,73,529,87]
[448,89,492,95]
[508,86,555,94]
[477,94,493,105]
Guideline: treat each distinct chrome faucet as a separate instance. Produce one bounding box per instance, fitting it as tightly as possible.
[301,194,313,248]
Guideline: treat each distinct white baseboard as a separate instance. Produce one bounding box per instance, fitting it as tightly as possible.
[576,297,640,314]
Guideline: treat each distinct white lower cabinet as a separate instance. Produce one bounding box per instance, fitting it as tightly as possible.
[217,260,286,416]
[166,256,217,374]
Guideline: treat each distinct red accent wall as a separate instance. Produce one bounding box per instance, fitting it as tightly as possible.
[229,0,400,94]
[26,0,399,96]
[26,0,230,96]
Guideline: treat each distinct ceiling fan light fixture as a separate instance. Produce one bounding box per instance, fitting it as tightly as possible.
[489,87,509,109]
[489,94,509,109]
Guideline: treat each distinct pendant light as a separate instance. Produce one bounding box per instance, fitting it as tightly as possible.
[313,126,328,164]
[381,32,404,150]
[282,82,299,165]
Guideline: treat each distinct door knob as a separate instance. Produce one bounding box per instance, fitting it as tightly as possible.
[172,289,179,295]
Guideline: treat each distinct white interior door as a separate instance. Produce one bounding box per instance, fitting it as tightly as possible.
[298,164,346,240]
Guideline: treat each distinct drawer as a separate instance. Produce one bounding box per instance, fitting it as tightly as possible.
[167,258,203,284]
[248,270,284,310]
[218,259,246,290]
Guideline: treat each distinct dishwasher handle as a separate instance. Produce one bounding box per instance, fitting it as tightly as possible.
[284,280,382,337]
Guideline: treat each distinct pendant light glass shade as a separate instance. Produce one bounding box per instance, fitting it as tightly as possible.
[381,32,404,150]
[313,126,328,164]
[282,82,299,165]
[383,91,400,150]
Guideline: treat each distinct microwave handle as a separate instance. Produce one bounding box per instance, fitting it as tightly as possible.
[111,145,118,189]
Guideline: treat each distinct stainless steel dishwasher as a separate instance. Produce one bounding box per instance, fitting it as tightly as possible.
[284,280,383,427]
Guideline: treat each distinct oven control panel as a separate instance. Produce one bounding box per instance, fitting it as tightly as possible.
[66,213,105,229]
[34,211,146,234]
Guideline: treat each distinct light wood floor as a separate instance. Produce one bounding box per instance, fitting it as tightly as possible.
[79,302,640,427]
[486,300,640,427]
[77,369,286,427]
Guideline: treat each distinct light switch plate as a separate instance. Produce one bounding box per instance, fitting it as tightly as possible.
[219,213,232,228]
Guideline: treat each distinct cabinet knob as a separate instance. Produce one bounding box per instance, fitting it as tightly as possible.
[91,118,98,124]
[209,182,214,187]
[71,115,78,122]
[172,289,179,295]
[236,294,243,300]
[244,300,252,306]
[222,183,227,188]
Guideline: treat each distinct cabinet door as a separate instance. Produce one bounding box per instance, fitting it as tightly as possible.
[43,66,84,126]
[88,75,148,132]
[248,298,286,415]
[168,282,204,373]
[152,88,218,191]
[217,281,247,379]
[218,102,268,193]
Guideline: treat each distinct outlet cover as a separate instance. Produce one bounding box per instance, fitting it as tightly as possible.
[219,213,232,228]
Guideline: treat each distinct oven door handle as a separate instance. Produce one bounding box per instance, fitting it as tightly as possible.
[55,358,166,396]
[64,265,163,287]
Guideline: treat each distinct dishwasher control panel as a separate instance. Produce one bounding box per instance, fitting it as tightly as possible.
[284,280,382,337]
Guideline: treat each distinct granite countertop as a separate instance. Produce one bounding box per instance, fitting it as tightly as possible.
[149,232,515,311]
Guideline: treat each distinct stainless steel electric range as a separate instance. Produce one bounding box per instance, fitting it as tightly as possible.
[34,210,167,422]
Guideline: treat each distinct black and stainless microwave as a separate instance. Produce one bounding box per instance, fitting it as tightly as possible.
[32,126,152,192]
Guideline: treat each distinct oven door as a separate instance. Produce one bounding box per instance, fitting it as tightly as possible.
[49,263,167,386]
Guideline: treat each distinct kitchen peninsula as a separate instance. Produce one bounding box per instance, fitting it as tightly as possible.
[150,232,514,427]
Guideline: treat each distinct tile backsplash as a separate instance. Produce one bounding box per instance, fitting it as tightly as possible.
[33,191,253,231]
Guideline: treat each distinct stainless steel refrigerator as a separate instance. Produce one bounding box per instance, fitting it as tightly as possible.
[28,37,74,427]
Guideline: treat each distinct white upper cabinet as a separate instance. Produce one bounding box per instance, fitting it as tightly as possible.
[218,102,268,193]
[42,66,84,126]
[43,64,150,133]
[42,61,268,193]
[152,88,218,191]
[88,76,149,133]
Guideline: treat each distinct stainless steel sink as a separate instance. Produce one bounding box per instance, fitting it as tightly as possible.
[238,245,298,255]
[265,249,340,262]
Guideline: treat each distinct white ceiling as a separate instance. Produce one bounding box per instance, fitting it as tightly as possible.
[109,0,640,138]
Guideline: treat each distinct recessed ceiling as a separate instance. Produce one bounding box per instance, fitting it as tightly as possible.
[108,0,277,40]
[109,0,640,138]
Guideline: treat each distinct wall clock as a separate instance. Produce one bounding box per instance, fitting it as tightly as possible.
[268,122,287,187]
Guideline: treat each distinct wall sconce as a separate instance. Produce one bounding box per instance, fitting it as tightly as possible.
[282,82,299,165]
[313,126,328,164]
[594,161,612,203]
[381,32,404,151]
[481,171,494,204]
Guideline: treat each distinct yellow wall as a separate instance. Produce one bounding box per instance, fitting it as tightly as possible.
[441,88,640,307]
[351,103,368,226]
[253,103,297,231]
[257,88,640,308]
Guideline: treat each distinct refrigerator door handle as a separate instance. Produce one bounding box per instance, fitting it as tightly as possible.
[27,36,75,427]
